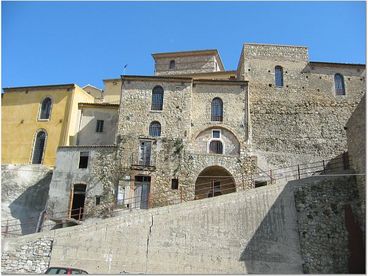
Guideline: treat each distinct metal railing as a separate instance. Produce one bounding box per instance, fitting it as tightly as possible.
[2,153,353,237]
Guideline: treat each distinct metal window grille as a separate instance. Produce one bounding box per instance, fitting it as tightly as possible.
[169,60,175,69]
[275,66,283,87]
[334,74,345,95]
[32,131,46,164]
[151,86,164,110]
[211,98,223,121]
[40,98,52,119]
[209,140,223,154]
[96,120,104,132]
[149,121,161,137]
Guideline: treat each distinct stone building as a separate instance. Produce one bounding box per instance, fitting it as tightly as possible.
[43,44,365,222]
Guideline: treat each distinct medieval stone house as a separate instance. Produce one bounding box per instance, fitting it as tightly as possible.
[45,43,365,222]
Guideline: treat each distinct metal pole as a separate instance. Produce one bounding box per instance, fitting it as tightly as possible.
[78,207,82,221]
[322,160,326,173]
[269,170,273,184]
[212,180,215,197]
[297,165,301,179]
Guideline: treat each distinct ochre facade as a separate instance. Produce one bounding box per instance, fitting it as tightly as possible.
[1,84,94,166]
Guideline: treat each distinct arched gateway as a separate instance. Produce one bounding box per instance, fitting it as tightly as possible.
[194,166,236,200]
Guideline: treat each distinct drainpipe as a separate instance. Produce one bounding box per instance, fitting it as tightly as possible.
[36,209,47,233]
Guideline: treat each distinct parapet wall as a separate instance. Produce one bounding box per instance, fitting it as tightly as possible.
[2,173,362,274]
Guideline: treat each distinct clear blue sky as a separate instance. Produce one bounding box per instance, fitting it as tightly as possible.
[2,1,366,89]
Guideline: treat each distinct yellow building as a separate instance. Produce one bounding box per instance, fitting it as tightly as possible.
[2,84,94,167]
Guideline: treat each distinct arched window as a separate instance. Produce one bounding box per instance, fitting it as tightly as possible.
[209,140,223,154]
[39,97,52,120]
[211,98,223,121]
[275,66,284,87]
[32,130,47,164]
[169,60,175,69]
[151,86,164,110]
[149,121,161,137]
[334,73,345,95]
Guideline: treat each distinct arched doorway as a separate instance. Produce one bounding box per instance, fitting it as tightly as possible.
[70,184,86,220]
[195,166,236,200]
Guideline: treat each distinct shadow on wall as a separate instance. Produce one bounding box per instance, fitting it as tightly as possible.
[8,172,52,235]
[239,170,365,274]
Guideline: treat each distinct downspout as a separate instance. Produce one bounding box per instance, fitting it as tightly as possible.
[36,208,47,233]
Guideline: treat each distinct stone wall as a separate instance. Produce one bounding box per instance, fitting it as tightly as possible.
[2,238,53,274]
[155,55,219,76]
[346,94,366,218]
[1,164,52,235]
[117,77,254,207]
[294,174,362,273]
[190,81,248,146]
[2,174,361,274]
[238,43,366,169]
[46,146,118,221]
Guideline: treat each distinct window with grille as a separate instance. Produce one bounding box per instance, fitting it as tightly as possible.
[96,120,104,132]
[32,130,46,164]
[275,66,283,87]
[169,60,175,69]
[211,98,223,121]
[209,140,223,154]
[151,86,164,110]
[79,152,89,169]
[334,73,345,95]
[39,97,52,119]
[149,121,161,137]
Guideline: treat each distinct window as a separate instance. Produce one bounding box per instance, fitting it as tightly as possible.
[211,98,223,121]
[79,152,89,168]
[149,121,161,137]
[96,120,104,132]
[169,60,175,69]
[96,196,101,205]
[171,179,179,190]
[334,73,345,95]
[212,130,221,138]
[151,86,164,110]
[139,141,152,166]
[209,140,223,154]
[32,130,47,164]
[255,181,267,188]
[39,97,52,120]
[275,66,283,87]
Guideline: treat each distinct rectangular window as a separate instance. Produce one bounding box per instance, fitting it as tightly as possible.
[212,130,221,138]
[139,141,152,166]
[96,196,101,205]
[255,181,267,188]
[96,120,104,133]
[171,179,179,190]
[79,152,89,168]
